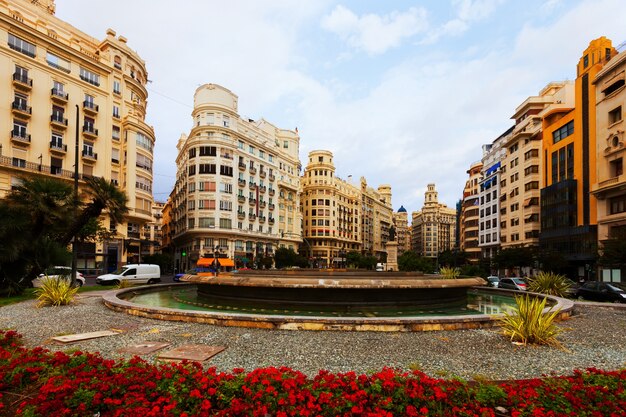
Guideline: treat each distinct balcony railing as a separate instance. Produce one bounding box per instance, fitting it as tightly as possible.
[249,167,257,174]
[81,151,98,160]
[11,102,32,118]
[82,101,99,113]
[10,131,31,144]
[237,195,246,203]
[49,142,67,153]
[51,114,68,127]
[238,179,246,187]
[82,125,98,137]
[249,182,256,189]
[51,88,68,102]
[12,73,32,90]
[238,162,246,170]
[259,170,266,178]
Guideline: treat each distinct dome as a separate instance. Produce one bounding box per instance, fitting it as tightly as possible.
[397,205,407,213]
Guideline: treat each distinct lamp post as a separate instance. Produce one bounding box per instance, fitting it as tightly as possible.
[70,104,80,288]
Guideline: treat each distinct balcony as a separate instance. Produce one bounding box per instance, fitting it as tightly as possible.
[268,218,275,225]
[11,102,31,119]
[51,88,68,104]
[249,182,256,189]
[82,125,98,139]
[50,114,68,129]
[249,198,257,205]
[268,203,275,211]
[259,200,267,208]
[237,211,246,219]
[81,151,98,162]
[237,195,246,203]
[269,174,275,181]
[238,178,246,187]
[259,169,267,178]
[269,188,275,196]
[10,131,31,146]
[238,162,246,171]
[258,216,266,223]
[259,185,267,193]
[49,141,67,154]
[249,213,256,221]
[82,100,99,115]
[12,73,32,91]
[249,166,257,175]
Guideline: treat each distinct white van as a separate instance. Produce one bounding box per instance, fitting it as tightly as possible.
[376,263,385,272]
[96,264,161,285]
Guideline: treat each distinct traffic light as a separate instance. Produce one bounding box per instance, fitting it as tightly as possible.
[182,251,187,257]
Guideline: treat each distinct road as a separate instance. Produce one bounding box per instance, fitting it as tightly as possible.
[83,274,177,287]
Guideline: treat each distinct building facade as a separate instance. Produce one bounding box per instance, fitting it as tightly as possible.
[411,184,456,258]
[360,179,394,258]
[170,84,301,272]
[460,161,483,263]
[1,0,155,273]
[541,37,618,280]
[591,48,626,282]
[478,128,511,260]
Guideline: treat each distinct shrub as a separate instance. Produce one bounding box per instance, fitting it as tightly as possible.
[440,266,461,279]
[527,271,572,297]
[499,294,563,346]
[34,276,78,307]
[116,279,135,289]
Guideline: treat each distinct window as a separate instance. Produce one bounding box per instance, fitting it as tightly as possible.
[13,93,28,111]
[199,146,216,156]
[136,154,152,171]
[113,80,121,94]
[112,125,120,141]
[114,55,122,69]
[219,200,232,211]
[238,140,244,149]
[113,105,120,118]
[198,199,216,210]
[135,175,151,192]
[220,182,233,194]
[8,34,35,57]
[46,52,70,72]
[610,158,623,177]
[552,120,574,144]
[524,181,539,191]
[609,106,622,125]
[83,141,94,157]
[83,116,95,133]
[223,115,229,127]
[199,218,215,228]
[136,132,153,151]
[220,165,233,177]
[283,140,288,148]
[248,145,255,154]
[51,132,63,149]
[206,113,214,125]
[199,164,216,174]
[12,120,27,138]
[219,218,232,229]
[13,65,29,84]
[80,67,100,86]
[188,165,196,176]
[610,195,626,214]
[111,148,120,164]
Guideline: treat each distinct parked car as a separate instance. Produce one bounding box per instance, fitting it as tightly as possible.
[575,281,626,303]
[486,276,500,288]
[32,266,85,288]
[498,277,527,291]
[96,264,161,285]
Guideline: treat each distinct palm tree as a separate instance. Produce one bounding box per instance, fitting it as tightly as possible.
[60,177,128,247]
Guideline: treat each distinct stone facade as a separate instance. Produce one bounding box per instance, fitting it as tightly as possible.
[411,184,456,258]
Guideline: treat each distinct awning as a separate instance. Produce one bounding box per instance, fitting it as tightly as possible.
[523,198,532,207]
[197,257,235,267]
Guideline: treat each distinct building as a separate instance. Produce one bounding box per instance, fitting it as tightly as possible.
[591,47,626,282]
[300,150,394,267]
[411,184,456,258]
[500,82,574,260]
[170,84,301,272]
[140,200,164,259]
[1,0,155,273]
[301,150,361,267]
[460,161,483,263]
[393,205,410,254]
[360,178,394,258]
[541,37,618,280]
[478,128,511,260]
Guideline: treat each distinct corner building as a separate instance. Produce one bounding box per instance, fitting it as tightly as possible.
[411,184,456,258]
[171,84,301,271]
[541,37,618,280]
[0,0,155,271]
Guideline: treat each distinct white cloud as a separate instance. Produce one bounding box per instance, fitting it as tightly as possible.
[453,0,504,22]
[321,5,429,55]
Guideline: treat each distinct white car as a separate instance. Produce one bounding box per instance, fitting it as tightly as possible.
[32,266,85,288]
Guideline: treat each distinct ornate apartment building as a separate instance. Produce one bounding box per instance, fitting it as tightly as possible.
[591,47,626,281]
[478,128,511,260]
[411,184,456,258]
[170,84,301,272]
[460,161,483,263]
[0,0,155,272]
[300,150,394,266]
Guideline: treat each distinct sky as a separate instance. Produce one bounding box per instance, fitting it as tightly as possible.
[54,0,626,212]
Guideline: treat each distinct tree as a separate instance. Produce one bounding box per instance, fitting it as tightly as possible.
[599,235,626,267]
[437,249,469,267]
[60,177,128,247]
[398,251,434,272]
[346,251,362,268]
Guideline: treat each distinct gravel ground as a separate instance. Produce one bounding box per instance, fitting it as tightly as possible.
[0,293,625,381]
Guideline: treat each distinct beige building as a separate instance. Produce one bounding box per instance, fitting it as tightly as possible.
[301,150,361,267]
[411,184,456,258]
[460,161,483,263]
[140,200,164,258]
[393,205,410,254]
[170,84,301,271]
[591,49,626,281]
[0,0,155,272]
[300,150,394,266]
[500,82,574,252]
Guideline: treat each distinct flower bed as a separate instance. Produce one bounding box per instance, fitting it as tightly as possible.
[0,330,624,416]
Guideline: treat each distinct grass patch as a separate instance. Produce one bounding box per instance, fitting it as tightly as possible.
[0,284,106,307]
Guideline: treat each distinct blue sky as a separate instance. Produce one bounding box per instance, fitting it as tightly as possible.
[55,0,626,212]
